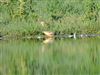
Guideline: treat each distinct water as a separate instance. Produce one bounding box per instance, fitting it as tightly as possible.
[0,38,100,75]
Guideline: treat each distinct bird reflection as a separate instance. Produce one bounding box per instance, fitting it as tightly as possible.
[43,38,54,44]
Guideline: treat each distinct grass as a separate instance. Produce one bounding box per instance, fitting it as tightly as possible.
[0,0,100,37]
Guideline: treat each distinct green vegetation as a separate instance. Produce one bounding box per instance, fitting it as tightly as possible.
[1,39,100,75]
[0,0,100,37]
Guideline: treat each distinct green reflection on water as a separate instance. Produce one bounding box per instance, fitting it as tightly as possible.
[0,38,100,75]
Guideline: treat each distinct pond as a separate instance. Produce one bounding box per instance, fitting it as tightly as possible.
[0,38,100,75]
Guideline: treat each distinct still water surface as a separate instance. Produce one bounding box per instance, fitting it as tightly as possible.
[0,38,100,75]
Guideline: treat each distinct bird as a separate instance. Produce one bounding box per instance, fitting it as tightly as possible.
[43,31,54,38]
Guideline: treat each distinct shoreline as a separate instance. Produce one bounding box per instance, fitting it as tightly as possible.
[0,33,100,40]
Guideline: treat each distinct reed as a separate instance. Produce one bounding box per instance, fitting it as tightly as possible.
[1,39,100,75]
